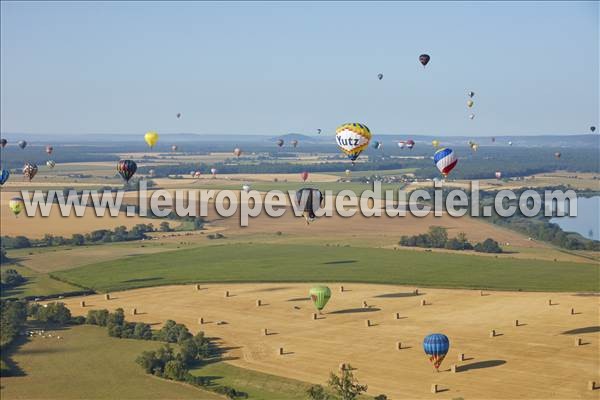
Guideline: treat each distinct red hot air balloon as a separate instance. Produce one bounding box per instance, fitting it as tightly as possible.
[300,171,309,182]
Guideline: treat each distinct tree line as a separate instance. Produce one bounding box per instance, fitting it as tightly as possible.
[399,227,503,253]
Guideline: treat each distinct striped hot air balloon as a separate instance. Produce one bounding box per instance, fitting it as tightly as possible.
[434,148,458,177]
[23,163,38,181]
[117,160,137,182]
[309,286,331,313]
[423,333,450,371]
[335,123,372,163]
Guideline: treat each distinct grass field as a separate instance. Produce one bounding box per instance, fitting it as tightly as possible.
[0,262,81,299]
[53,243,600,292]
[60,283,600,399]
[0,325,222,399]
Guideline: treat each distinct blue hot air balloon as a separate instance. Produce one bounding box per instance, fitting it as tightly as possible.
[0,169,9,185]
[423,333,450,371]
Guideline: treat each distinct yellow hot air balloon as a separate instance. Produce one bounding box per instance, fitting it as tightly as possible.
[466,99,474,108]
[432,140,440,148]
[144,131,159,148]
[335,123,371,163]
[9,197,25,217]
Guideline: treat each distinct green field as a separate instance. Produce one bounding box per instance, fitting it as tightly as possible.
[53,243,600,292]
[0,262,81,299]
[0,325,221,399]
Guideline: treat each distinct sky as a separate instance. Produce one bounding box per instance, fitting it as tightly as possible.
[1,1,598,136]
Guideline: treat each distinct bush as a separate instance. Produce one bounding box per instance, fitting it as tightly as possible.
[1,269,26,288]
[474,238,503,253]
[154,320,192,343]
[30,302,72,325]
[86,309,109,326]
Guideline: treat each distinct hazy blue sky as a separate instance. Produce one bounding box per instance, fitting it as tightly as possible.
[1,1,598,136]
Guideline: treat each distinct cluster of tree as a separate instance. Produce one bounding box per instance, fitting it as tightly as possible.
[1,269,26,289]
[0,300,27,349]
[85,308,153,340]
[306,364,377,400]
[1,224,155,250]
[28,302,73,325]
[399,227,502,253]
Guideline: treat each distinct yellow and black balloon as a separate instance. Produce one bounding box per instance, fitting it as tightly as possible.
[335,123,371,163]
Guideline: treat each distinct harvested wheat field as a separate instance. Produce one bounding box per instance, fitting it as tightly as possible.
[0,191,163,239]
[61,283,600,399]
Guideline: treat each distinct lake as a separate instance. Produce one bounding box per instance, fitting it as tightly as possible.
[550,196,600,241]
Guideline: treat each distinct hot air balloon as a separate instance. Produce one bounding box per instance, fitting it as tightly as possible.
[406,139,415,150]
[335,123,371,164]
[555,152,561,159]
[397,141,406,149]
[18,140,27,149]
[468,113,475,120]
[372,141,383,150]
[117,160,137,182]
[242,184,251,193]
[300,171,309,182]
[377,73,383,80]
[45,145,53,155]
[495,171,502,179]
[434,148,458,177]
[23,163,38,181]
[211,168,217,177]
[345,169,351,176]
[491,137,496,143]
[508,141,513,146]
[1,138,7,148]
[193,171,201,179]
[468,91,475,98]
[148,169,156,177]
[419,54,430,67]
[276,139,284,148]
[9,197,25,217]
[467,99,474,108]
[176,113,181,119]
[0,169,9,185]
[144,131,159,148]
[431,140,440,148]
[468,141,478,152]
[189,171,195,177]
[309,286,331,313]
[317,129,322,135]
[423,333,450,371]
[233,148,242,157]
[171,145,178,152]
[291,139,299,148]
[591,126,596,133]
[46,160,56,169]
[295,188,324,224]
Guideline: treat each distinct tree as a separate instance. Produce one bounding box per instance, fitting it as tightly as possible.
[374,395,388,400]
[474,238,503,253]
[1,269,26,287]
[428,226,448,248]
[133,323,153,340]
[70,234,85,246]
[306,385,330,400]
[328,365,368,400]
[163,359,188,381]
[159,221,172,232]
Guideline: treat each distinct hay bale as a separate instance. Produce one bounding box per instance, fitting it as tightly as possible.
[312,313,317,320]
[340,285,344,293]
[339,363,346,371]
[480,290,484,296]
[421,299,427,306]
[575,338,582,346]
[515,319,519,327]
[414,288,419,295]
[451,364,457,373]
[570,308,575,315]
[395,312,401,320]
[396,341,402,350]
[198,317,204,325]
[131,308,137,316]
[278,347,284,355]
[256,299,262,307]
[548,299,552,306]
[80,301,86,307]
[362,301,368,308]
[588,381,596,391]
[224,290,230,298]
[365,319,371,327]
[105,294,110,300]
[490,329,496,338]
[458,353,465,361]
[263,328,268,336]
[195,284,201,291]
[431,384,438,394]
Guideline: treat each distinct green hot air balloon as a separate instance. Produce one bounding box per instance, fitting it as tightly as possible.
[309,286,331,313]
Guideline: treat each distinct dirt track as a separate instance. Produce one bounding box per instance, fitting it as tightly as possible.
[62,283,600,399]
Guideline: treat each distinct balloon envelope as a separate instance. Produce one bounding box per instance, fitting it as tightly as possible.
[300,171,309,182]
[495,171,502,179]
[335,123,372,162]
[309,286,331,311]
[434,148,458,177]
[144,131,159,148]
[423,333,450,370]
[18,140,27,149]
[9,197,24,216]
[431,140,439,148]
[23,163,38,181]
[46,160,56,169]
[171,145,178,152]
[591,126,596,133]
[467,99,474,108]
[0,138,7,148]
[233,148,242,157]
[419,54,430,67]
[276,139,284,147]
[378,73,383,80]
[46,145,53,155]
[0,169,9,185]
[117,160,137,182]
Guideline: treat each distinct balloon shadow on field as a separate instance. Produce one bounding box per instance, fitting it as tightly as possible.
[247,286,292,293]
[561,326,600,335]
[329,307,381,315]
[458,360,506,372]
[322,260,357,265]
[287,297,310,302]
[374,292,423,298]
